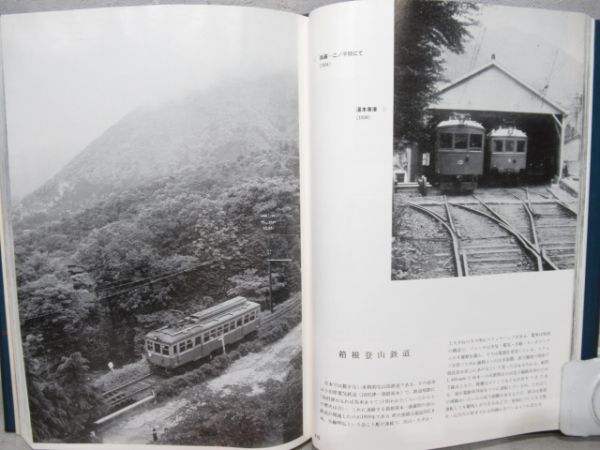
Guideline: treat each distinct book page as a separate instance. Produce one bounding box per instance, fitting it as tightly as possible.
[0,4,311,449]
[309,1,592,449]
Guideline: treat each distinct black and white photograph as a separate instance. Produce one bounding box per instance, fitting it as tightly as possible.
[3,4,303,446]
[391,0,587,281]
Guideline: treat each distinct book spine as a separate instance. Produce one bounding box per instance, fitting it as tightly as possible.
[581,21,600,360]
[0,247,15,432]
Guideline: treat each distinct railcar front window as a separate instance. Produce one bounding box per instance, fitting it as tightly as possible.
[439,133,453,149]
[517,141,526,152]
[154,343,161,353]
[173,346,178,354]
[494,140,503,153]
[179,342,186,352]
[454,133,468,149]
[146,341,153,351]
[469,134,482,150]
[505,140,516,153]
[162,345,169,355]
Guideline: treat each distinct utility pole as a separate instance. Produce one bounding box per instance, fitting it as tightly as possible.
[267,258,291,313]
[259,211,293,313]
[260,211,278,313]
[268,256,272,313]
[220,335,227,355]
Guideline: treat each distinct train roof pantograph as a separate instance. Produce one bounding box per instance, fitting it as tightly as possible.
[146,296,259,344]
[489,127,527,138]
[436,119,485,130]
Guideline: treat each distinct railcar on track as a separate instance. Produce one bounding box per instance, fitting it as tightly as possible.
[487,126,528,176]
[434,118,485,193]
[145,296,260,370]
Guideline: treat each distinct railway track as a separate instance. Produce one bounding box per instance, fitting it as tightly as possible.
[99,296,301,412]
[526,187,579,215]
[398,189,578,279]
[509,188,577,269]
[530,200,577,269]
[391,198,460,279]
[101,373,161,410]
[259,296,301,330]
[452,199,541,276]
[403,200,462,278]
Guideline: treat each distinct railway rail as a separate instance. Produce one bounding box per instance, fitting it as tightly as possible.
[399,189,578,279]
[453,198,542,275]
[101,373,161,410]
[529,199,577,269]
[259,295,301,330]
[98,295,301,416]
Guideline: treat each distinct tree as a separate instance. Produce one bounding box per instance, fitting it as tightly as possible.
[23,338,105,442]
[280,352,303,441]
[158,388,272,447]
[394,0,477,144]
[227,268,286,308]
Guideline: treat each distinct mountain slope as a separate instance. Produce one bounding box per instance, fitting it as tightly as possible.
[20,74,298,214]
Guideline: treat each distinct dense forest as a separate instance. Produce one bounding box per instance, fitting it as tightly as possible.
[13,77,302,442]
[158,353,303,447]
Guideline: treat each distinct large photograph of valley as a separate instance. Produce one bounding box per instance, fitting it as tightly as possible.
[3,5,303,446]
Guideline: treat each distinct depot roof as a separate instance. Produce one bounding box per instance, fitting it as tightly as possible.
[430,61,567,116]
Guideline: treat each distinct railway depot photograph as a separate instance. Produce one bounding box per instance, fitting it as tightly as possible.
[391,1,587,281]
[2,5,303,446]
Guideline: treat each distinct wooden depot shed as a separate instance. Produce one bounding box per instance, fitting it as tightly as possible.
[426,58,568,182]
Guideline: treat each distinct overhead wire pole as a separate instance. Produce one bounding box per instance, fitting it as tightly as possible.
[259,210,298,313]
[268,256,272,313]
[260,211,281,313]
[267,258,292,313]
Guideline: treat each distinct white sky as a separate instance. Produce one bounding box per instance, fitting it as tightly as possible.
[441,4,589,104]
[1,5,301,199]
[474,5,587,65]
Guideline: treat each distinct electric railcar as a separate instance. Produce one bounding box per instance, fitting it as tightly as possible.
[145,296,260,370]
[434,118,485,192]
[488,126,528,175]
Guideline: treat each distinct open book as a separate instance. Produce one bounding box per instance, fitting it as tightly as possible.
[0,0,597,449]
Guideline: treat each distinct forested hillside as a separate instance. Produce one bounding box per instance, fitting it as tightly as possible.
[13,75,301,441]
[16,75,298,216]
